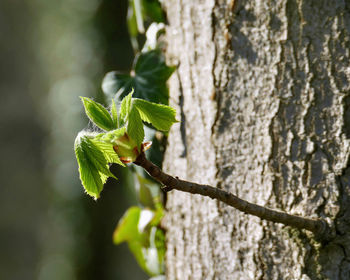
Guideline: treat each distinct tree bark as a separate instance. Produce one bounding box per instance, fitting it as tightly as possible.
[163,0,350,279]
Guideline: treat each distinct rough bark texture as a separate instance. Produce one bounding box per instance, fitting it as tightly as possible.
[163,0,350,279]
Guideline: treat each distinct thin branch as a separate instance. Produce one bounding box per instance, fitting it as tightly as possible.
[134,152,332,240]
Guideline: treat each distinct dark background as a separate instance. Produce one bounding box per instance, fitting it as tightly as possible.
[0,0,147,279]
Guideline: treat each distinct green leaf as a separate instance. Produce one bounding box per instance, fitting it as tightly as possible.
[80,97,115,131]
[90,139,125,167]
[125,0,164,48]
[94,127,127,144]
[133,98,177,131]
[120,90,134,122]
[113,206,165,276]
[154,228,165,273]
[101,50,175,104]
[102,72,133,99]
[75,140,103,199]
[113,206,142,244]
[111,99,119,128]
[135,174,156,208]
[96,127,141,164]
[142,0,164,23]
[128,242,149,274]
[127,106,144,148]
[75,134,117,199]
[142,227,164,275]
[113,206,162,276]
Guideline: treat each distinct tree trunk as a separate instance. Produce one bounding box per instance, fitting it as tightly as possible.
[162,0,350,279]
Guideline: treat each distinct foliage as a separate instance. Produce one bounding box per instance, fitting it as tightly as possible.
[74,0,174,277]
[102,50,175,105]
[113,205,165,276]
[75,89,176,275]
[75,91,177,199]
[126,0,164,50]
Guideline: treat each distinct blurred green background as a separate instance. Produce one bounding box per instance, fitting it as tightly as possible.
[0,0,147,279]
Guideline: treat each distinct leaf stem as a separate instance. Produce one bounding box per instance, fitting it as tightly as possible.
[134,152,333,240]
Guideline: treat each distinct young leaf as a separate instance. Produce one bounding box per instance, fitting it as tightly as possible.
[96,128,140,164]
[94,127,127,144]
[120,90,134,122]
[75,140,104,199]
[127,106,144,148]
[81,97,115,131]
[133,98,177,131]
[111,99,119,128]
[90,140,125,167]
[75,135,116,199]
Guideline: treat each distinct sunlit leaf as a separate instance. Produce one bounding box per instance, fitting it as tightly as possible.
[113,206,143,244]
[94,127,127,144]
[113,206,164,276]
[133,98,177,131]
[75,141,103,199]
[80,97,114,131]
[120,90,134,122]
[74,134,117,199]
[111,99,119,128]
[127,106,144,148]
[95,128,139,164]
[90,139,125,167]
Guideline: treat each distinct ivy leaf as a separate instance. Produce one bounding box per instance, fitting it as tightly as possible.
[133,98,177,131]
[127,106,144,149]
[80,97,115,131]
[102,72,132,99]
[75,134,117,199]
[141,0,164,23]
[101,50,175,104]
[134,173,159,208]
[113,206,164,276]
[125,0,164,52]
[113,206,143,244]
